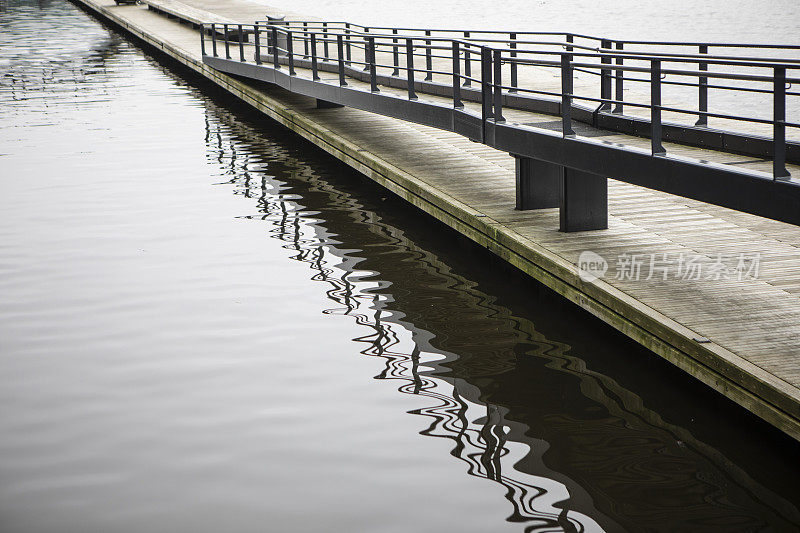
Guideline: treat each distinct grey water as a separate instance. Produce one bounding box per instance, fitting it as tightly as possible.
[0,1,799,532]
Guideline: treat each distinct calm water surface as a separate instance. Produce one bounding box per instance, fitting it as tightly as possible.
[0,1,799,532]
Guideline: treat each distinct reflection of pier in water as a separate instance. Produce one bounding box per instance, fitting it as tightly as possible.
[201,104,800,532]
[0,0,127,103]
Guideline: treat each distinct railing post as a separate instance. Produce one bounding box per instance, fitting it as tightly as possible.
[322,22,329,61]
[345,23,352,65]
[287,30,295,74]
[614,41,623,113]
[211,24,217,57]
[392,29,399,76]
[561,53,574,136]
[493,49,504,122]
[302,22,309,58]
[651,59,666,155]
[696,44,708,126]
[224,24,230,60]
[254,25,261,64]
[271,26,280,68]
[363,27,370,72]
[265,24,271,59]
[424,30,433,81]
[566,34,573,52]
[774,66,790,180]
[368,36,378,92]
[310,33,320,81]
[238,25,245,62]
[463,32,471,86]
[200,25,206,56]
[406,38,417,100]
[509,32,518,93]
[481,47,493,123]
[452,41,463,108]
[337,34,347,86]
[600,38,611,110]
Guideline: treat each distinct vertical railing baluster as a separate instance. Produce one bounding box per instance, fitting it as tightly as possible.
[337,34,347,86]
[561,53,574,136]
[265,22,272,63]
[424,30,433,81]
[493,49,504,122]
[363,27,370,71]
[302,22,309,58]
[563,37,575,136]
[481,47,493,123]
[311,33,320,80]
[452,41,463,108]
[254,25,261,64]
[200,25,206,56]
[345,23,352,65]
[211,24,217,57]
[406,38,417,100]
[224,24,230,59]
[368,36,378,92]
[271,26,280,68]
[614,41,623,113]
[463,32,471,86]
[286,31,295,74]
[696,44,708,126]
[392,29,399,76]
[774,66,789,179]
[509,32,518,93]
[322,22,329,61]
[238,25,245,62]
[651,59,666,155]
[600,38,611,110]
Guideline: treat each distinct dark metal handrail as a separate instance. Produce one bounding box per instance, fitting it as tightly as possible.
[256,21,800,64]
[200,22,798,181]
[256,19,800,52]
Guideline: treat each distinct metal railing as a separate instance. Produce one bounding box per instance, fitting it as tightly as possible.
[199,21,799,180]
[255,19,800,125]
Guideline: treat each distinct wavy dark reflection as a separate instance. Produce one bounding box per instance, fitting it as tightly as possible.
[197,97,800,532]
[0,0,127,109]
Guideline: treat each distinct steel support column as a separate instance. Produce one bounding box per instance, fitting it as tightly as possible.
[515,156,561,210]
[560,168,608,232]
[316,99,344,109]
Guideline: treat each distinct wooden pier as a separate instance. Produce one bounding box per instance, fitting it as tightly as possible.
[70,0,800,441]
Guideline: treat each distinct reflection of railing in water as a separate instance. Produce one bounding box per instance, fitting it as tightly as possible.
[204,113,607,531]
[201,108,800,531]
[0,33,125,102]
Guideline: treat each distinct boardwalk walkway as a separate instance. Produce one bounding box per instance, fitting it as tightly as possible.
[72,0,800,440]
